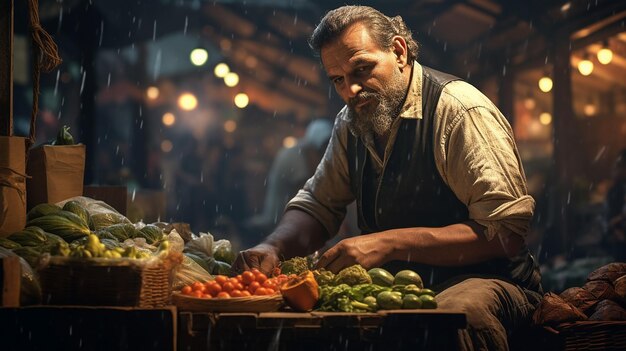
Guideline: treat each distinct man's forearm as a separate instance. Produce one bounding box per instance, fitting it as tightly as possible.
[263,209,330,259]
[386,221,518,266]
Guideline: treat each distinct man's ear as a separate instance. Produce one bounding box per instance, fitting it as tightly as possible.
[392,36,408,67]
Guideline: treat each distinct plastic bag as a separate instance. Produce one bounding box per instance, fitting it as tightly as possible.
[0,247,42,305]
[213,239,235,265]
[172,255,213,289]
[184,232,214,257]
[55,195,131,230]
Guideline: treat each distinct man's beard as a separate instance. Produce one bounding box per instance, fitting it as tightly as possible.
[345,70,406,138]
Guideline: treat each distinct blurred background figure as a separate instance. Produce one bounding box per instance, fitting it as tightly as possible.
[244,119,333,246]
[604,149,626,261]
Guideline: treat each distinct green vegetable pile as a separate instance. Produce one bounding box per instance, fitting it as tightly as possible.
[313,265,438,312]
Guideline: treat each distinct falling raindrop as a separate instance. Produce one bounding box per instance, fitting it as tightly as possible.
[107,73,111,87]
[152,20,157,41]
[79,71,86,95]
[99,21,104,47]
[154,49,162,80]
[132,188,136,202]
[184,16,189,35]
[54,70,60,96]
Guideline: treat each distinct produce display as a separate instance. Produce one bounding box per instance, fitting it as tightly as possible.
[533,262,626,324]
[0,200,173,269]
[173,256,439,313]
[177,269,291,298]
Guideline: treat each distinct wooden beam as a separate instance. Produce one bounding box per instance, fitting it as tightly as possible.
[0,0,14,136]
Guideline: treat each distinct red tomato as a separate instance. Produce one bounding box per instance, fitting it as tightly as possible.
[192,282,205,293]
[216,291,231,298]
[251,268,260,275]
[236,274,243,282]
[262,280,276,289]
[248,281,260,294]
[214,275,229,285]
[255,273,268,284]
[201,294,212,299]
[205,282,222,296]
[181,285,192,295]
[222,282,235,293]
[230,289,243,297]
[192,290,203,298]
[240,290,251,297]
[254,287,268,296]
[241,271,255,285]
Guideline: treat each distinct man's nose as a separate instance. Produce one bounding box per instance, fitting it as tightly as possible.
[346,81,362,99]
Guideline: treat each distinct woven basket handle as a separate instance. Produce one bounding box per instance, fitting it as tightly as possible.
[26,0,62,151]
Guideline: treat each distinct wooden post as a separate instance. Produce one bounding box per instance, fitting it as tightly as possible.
[1,256,21,307]
[0,0,14,136]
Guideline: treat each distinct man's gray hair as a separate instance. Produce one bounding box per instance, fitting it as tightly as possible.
[309,5,419,63]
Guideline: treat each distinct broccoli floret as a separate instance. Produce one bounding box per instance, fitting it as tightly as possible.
[280,256,311,275]
[313,268,335,286]
[333,264,372,286]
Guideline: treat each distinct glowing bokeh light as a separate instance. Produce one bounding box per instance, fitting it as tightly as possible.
[539,112,552,125]
[162,112,176,126]
[214,63,230,78]
[283,136,297,148]
[234,93,249,108]
[538,77,553,93]
[224,72,239,87]
[178,93,198,111]
[190,48,209,66]
[146,86,160,100]
[224,120,237,133]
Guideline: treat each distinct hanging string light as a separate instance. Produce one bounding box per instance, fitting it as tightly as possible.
[538,74,553,93]
[597,40,613,65]
[578,53,594,76]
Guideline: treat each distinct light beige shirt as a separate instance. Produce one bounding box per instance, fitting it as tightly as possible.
[286,62,535,244]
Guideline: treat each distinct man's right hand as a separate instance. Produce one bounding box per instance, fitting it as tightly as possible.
[232,243,281,275]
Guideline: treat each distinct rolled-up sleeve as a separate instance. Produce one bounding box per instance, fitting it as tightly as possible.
[285,114,356,238]
[435,81,535,241]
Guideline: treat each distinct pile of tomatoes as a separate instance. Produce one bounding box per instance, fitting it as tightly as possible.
[180,268,295,298]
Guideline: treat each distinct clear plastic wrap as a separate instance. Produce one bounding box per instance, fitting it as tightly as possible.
[0,247,42,305]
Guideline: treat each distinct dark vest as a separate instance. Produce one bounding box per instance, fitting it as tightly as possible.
[346,66,542,293]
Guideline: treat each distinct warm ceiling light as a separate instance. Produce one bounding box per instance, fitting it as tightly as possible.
[224,72,239,87]
[223,120,237,133]
[190,48,209,66]
[283,136,297,148]
[162,112,176,126]
[146,86,160,100]
[234,93,249,108]
[178,92,198,111]
[538,76,553,93]
[578,55,594,76]
[214,63,229,78]
[539,112,552,125]
[597,44,613,65]
[584,103,597,116]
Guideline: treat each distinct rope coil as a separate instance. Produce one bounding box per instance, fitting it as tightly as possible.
[26,0,62,150]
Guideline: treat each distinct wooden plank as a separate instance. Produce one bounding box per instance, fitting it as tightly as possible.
[0,0,14,136]
[1,257,20,307]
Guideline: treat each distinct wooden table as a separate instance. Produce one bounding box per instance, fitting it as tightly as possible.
[178,309,467,350]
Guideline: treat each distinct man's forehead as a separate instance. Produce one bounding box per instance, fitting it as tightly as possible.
[320,23,377,69]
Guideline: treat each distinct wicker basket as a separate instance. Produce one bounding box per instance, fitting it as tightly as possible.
[172,292,284,312]
[546,321,626,350]
[38,256,173,307]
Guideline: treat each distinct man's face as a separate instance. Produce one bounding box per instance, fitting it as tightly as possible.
[321,23,408,137]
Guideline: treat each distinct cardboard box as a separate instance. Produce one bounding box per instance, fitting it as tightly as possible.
[0,136,27,236]
[26,144,85,210]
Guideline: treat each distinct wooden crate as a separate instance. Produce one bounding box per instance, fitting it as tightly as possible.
[178,309,466,350]
[0,306,176,351]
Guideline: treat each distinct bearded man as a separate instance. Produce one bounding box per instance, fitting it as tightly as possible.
[235,5,542,350]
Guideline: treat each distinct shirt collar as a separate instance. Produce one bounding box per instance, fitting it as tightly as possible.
[398,61,423,120]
